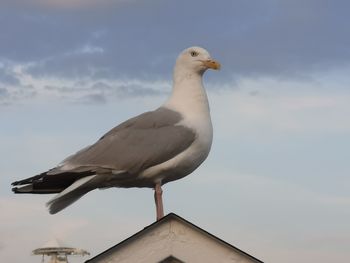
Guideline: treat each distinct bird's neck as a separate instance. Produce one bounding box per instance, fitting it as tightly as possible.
[163,70,210,116]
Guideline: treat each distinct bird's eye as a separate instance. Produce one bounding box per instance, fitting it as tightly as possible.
[190,51,199,57]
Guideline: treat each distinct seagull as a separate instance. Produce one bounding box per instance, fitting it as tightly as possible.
[11,46,220,220]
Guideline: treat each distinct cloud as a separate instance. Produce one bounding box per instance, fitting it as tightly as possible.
[76,44,104,55]
[0,59,168,106]
[0,87,9,97]
[1,0,138,10]
[34,0,128,9]
[0,65,20,86]
[0,0,349,82]
[78,93,107,104]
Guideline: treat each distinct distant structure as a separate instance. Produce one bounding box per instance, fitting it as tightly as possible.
[85,213,264,263]
[32,238,89,263]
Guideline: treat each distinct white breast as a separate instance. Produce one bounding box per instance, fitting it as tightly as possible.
[140,72,213,184]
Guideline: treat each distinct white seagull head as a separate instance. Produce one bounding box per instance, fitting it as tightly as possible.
[175,46,221,75]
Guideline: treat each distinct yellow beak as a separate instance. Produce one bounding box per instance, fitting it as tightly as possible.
[202,59,221,70]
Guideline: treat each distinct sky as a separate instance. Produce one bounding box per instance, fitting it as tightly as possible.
[1,0,350,262]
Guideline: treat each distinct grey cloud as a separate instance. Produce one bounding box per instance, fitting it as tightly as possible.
[0,62,20,86]
[41,80,165,105]
[0,70,19,86]
[0,87,9,97]
[77,93,107,105]
[45,85,76,93]
[0,0,140,11]
[248,90,260,97]
[11,85,37,99]
[0,85,36,106]
[26,50,115,80]
[115,84,164,97]
[73,82,164,105]
[90,81,111,91]
[220,0,350,77]
[89,81,165,100]
[0,87,11,106]
[0,0,349,86]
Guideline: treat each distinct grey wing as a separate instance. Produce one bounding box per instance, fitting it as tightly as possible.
[52,107,196,175]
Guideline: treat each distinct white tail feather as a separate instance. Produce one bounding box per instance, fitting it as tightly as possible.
[47,175,97,214]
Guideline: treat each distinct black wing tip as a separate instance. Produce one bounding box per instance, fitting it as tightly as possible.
[48,206,59,215]
[11,181,20,186]
[12,186,29,193]
[11,172,47,187]
[12,187,20,193]
[11,180,32,187]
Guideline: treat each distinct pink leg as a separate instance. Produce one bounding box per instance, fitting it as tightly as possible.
[154,183,164,220]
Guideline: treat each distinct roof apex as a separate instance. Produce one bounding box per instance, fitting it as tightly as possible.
[86,213,264,263]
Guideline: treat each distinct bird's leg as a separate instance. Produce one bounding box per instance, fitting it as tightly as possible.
[154,183,164,220]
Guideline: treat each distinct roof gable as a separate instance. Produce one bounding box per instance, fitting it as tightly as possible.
[86,213,263,263]
[159,255,185,263]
